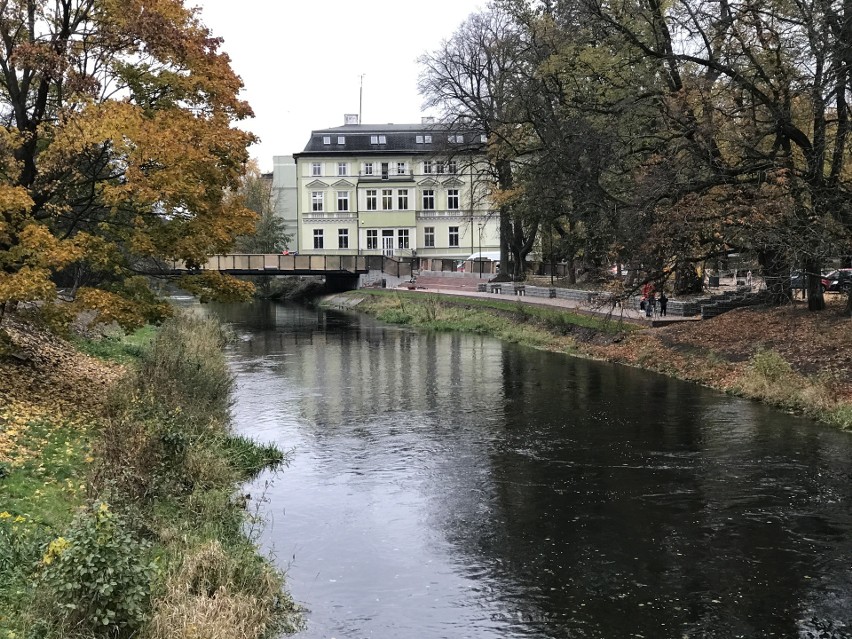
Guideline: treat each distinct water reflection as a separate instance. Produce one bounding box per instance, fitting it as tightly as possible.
[209,301,852,638]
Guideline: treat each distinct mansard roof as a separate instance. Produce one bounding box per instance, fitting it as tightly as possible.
[295,123,485,157]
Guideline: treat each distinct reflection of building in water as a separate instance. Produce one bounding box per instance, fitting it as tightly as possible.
[289,325,505,427]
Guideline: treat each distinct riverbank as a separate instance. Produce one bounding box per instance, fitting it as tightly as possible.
[326,290,852,430]
[0,313,301,638]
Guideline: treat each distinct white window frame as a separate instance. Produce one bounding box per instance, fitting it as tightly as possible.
[416,135,424,143]
[366,229,378,250]
[366,189,377,211]
[423,160,433,174]
[370,135,379,144]
[398,229,409,249]
[447,189,460,210]
[424,227,435,247]
[338,228,349,249]
[378,135,387,143]
[337,191,349,211]
[311,191,324,212]
[396,162,406,175]
[397,189,408,210]
[337,136,345,145]
[424,135,432,143]
[337,162,348,176]
[436,161,445,174]
[447,160,457,174]
[311,162,322,176]
[364,162,374,175]
[381,189,393,211]
[323,136,331,145]
[422,189,435,210]
[449,226,459,247]
[313,228,324,249]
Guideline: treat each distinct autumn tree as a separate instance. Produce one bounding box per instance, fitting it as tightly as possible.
[578,0,852,310]
[0,0,257,327]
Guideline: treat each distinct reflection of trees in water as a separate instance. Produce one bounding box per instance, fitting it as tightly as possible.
[437,347,852,637]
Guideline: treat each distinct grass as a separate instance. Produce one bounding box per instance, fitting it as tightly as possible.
[344,290,633,355]
[0,313,301,639]
[72,325,157,363]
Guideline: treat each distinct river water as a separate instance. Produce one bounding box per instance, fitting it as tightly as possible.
[208,301,851,638]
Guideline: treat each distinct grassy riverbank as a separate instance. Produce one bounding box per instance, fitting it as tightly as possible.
[0,314,300,639]
[331,290,852,430]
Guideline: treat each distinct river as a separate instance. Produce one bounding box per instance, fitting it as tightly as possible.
[207,300,851,638]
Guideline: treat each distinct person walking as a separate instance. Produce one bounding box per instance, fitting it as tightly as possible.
[646,291,655,317]
[659,291,668,316]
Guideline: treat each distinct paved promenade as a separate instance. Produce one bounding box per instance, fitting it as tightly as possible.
[395,274,699,327]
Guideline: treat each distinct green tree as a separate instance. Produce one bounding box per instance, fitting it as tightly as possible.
[232,163,292,254]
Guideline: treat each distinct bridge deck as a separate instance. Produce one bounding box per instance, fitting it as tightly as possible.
[169,254,413,278]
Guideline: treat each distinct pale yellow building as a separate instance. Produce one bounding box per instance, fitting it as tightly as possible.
[291,116,499,259]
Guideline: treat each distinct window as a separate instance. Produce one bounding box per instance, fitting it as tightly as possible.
[422,189,434,210]
[436,161,445,174]
[338,228,349,249]
[424,135,432,143]
[379,135,387,143]
[449,226,459,247]
[311,191,324,212]
[370,135,379,144]
[448,134,463,143]
[311,162,322,176]
[423,160,432,174]
[416,135,424,143]
[447,160,457,174]
[323,136,331,145]
[366,189,377,211]
[337,191,349,211]
[313,229,324,249]
[381,162,389,179]
[397,162,406,175]
[382,189,393,210]
[447,189,459,210]
[366,229,378,250]
[480,134,488,143]
[337,136,345,145]
[364,162,374,175]
[397,189,408,210]
[337,162,348,176]
[398,229,409,249]
[424,226,435,247]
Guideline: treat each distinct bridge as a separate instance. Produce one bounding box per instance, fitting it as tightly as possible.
[167,254,414,291]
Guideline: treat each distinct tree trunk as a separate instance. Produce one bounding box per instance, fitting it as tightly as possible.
[804,258,825,311]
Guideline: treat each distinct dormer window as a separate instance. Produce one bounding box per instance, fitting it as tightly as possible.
[323,136,331,145]
[448,134,464,143]
[416,135,424,144]
[371,135,378,144]
[424,135,432,143]
[480,134,488,143]
[337,136,345,145]
[379,135,387,143]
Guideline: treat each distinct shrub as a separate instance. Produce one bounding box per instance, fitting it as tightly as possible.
[38,501,153,637]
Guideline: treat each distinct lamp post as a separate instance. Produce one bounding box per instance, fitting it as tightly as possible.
[478,222,483,277]
[550,224,554,287]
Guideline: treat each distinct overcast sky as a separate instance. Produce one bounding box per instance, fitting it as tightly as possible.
[192,1,486,172]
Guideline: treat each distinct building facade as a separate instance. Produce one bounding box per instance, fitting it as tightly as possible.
[288,117,499,259]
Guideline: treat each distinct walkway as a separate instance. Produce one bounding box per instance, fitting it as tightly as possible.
[398,275,697,327]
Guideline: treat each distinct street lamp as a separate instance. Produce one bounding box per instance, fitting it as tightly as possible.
[478,222,483,277]
[549,224,554,286]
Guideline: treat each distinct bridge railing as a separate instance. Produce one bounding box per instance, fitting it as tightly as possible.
[172,254,370,273]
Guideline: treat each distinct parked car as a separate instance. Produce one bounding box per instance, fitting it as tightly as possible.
[820,268,852,293]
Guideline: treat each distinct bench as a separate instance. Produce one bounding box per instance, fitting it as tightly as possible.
[489,283,502,294]
[514,284,526,296]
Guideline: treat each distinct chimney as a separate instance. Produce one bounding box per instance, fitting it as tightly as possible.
[344,113,359,125]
